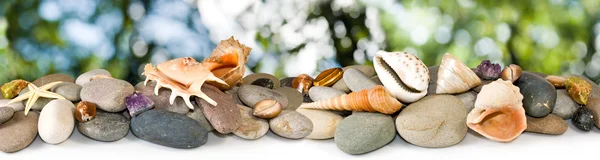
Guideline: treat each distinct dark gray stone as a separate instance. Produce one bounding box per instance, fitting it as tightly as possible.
[78,111,130,142]
[76,69,111,86]
[195,84,241,134]
[516,72,556,118]
[131,110,208,149]
[308,86,345,102]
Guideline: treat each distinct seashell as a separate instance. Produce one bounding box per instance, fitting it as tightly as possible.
[373,51,429,103]
[202,36,251,90]
[500,64,522,83]
[313,68,343,87]
[436,53,481,94]
[143,57,229,109]
[292,74,314,95]
[546,75,566,88]
[299,85,402,114]
[467,79,526,142]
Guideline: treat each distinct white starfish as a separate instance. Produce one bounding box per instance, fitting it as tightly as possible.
[7,81,66,115]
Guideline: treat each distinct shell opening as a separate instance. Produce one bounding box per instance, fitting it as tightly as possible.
[376,56,421,94]
[471,106,525,141]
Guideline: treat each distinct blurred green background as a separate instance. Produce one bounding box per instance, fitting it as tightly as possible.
[0,0,599,85]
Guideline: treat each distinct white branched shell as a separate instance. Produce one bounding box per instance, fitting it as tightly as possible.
[467,79,526,142]
[436,53,481,94]
[373,51,429,103]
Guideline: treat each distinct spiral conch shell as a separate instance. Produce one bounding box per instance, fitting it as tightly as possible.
[299,85,403,114]
[373,51,429,103]
[143,57,229,109]
[436,53,481,94]
[467,79,526,142]
[202,36,251,90]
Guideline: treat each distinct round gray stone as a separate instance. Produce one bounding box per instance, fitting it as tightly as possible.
[335,112,395,155]
[396,95,467,148]
[516,72,556,118]
[81,78,134,112]
[0,99,25,111]
[269,110,313,139]
[343,68,377,92]
[0,112,39,153]
[455,91,477,113]
[0,107,14,124]
[76,69,111,86]
[308,86,346,102]
[552,89,580,119]
[135,82,190,114]
[77,111,130,142]
[52,82,82,101]
[32,74,75,87]
[238,85,289,109]
[131,109,208,149]
[234,105,269,140]
[273,87,303,110]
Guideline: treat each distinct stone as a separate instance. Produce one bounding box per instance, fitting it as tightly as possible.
[426,66,439,95]
[297,108,343,139]
[280,77,296,88]
[269,110,313,139]
[76,69,112,86]
[273,87,303,110]
[238,85,289,109]
[455,91,477,113]
[195,84,241,134]
[75,101,96,122]
[19,88,52,111]
[126,92,154,117]
[38,99,75,144]
[134,82,190,114]
[395,95,467,148]
[80,78,134,112]
[186,106,214,132]
[585,98,600,129]
[242,73,280,89]
[0,107,14,124]
[516,72,557,118]
[234,105,269,140]
[32,73,75,87]
[472,80,493,93]
[552,89,580,119]
[371,76,382,85]
[0,99,25,111]
[331,78,350,93]
[1,79,28,99]
[343,68,378,92]
[344,65,375,77]
[335,112,395,155]
[225,86,245,106]
[572,107,594,131]
[308,86,346,102]
[51,82,82,101]
[0,112,39,153]
[78,111,130,142]
[131,110,208,149]
[525,114,567,135]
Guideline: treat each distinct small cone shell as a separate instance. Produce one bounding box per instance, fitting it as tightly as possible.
[467,79,526,142]
[300,85,402,114]
[436,53,481,94]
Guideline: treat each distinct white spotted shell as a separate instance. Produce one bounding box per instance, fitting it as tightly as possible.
[373,51,429,103]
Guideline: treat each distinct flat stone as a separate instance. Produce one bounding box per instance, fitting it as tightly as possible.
[396,95,467,148]
[77,111,130,142]
[525,114,567,135]
[38,99,75,144]
[238,85,289,109]
[32,73,75,87]
[234,105,269,140]
[51,82,82,101]
[76,69,111,86]
[308,86,345,102]
[273,87,303,111]
[195,84,241,134]
[552,89,580,119]
[225,86,245,106]
[80,78,134,112]
[0,112,39,153]
[0,99,25,111]
[297,108,343,139]
[335,112,395,155]
[586,98,600,129]
[131,110,208,149]
[134,82,190,114]
[343,68,377,92]
[516,72,557,118]
[269,110,313,139]
[186,106,214,132]
[242,73,280,89]
[455,91,477,113]
[0,107,14,124]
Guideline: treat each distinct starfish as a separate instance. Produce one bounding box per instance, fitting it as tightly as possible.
[7,81,66,115]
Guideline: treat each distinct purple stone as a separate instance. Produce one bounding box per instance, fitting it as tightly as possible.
[126,92,154,117]
[476,60,501,80]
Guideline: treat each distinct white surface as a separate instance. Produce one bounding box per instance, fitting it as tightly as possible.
[1,119,598,160]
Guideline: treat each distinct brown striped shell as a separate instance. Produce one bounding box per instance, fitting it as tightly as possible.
[299,85,402,114]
